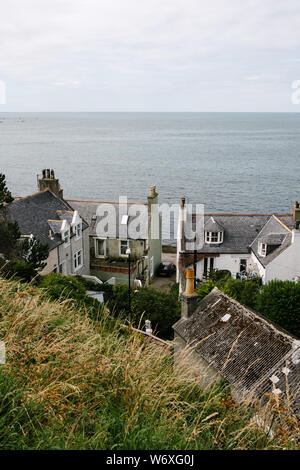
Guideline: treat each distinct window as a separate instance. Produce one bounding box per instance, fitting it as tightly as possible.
[205,231,223,244]
[63,229,70,245]
[95,238,106,258]
[204,257,214,277]
[240,259,247,272]
[74,223,82,239]
[120,239,129,256]
[259,243,267,257]
[74,249,83,270]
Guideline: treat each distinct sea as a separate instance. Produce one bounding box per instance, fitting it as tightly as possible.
[1,112,300,215]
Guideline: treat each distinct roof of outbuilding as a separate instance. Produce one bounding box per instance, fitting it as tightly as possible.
[68,199,149,240]
[5,190,88,250]
[173,288,300,407]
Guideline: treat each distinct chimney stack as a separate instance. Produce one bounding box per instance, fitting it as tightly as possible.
[181,268,198,319]
[38,169,63,199]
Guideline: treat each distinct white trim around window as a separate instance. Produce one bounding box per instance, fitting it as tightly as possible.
[74,222,82,240]
[73,249,83,271]
[63,228,70,246]
[94,237,106,258]
[259,243,267,257]
[205,231,223,244]
[119,239,129,257]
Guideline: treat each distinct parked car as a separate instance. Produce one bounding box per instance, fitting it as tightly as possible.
[157,262,176,277]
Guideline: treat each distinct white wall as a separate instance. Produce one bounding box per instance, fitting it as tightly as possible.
[195,253,251,280]
[265,230,300,282]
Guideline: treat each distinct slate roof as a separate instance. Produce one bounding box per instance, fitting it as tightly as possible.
[250,215,293,267]
[6,190,88,250]
[177,213,294,258]
[68,199,149,240]
[197,214,271,254]
[204,216,224,233]
[173,288,300,408]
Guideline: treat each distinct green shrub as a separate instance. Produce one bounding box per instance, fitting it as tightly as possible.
[197,276,261,310]
[196,280,215,300]
[204,269,231,283]
[256,280,300,337]
[0,259,37,283]
[39,273,87,301]
[106,284,180,339]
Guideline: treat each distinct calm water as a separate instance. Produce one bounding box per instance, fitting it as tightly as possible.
[0,112,300,213]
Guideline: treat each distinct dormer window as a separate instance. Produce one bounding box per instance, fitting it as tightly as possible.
[204,217,224,245]
[63,229,70,245]
[205,231,223,244]
[74,222,82,239]
[71,210,82,240]
[259,242,267,257]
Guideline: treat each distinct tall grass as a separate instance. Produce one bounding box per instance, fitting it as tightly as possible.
[0,278,298,450]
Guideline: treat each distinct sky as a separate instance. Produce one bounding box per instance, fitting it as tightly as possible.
[0,0,300,112]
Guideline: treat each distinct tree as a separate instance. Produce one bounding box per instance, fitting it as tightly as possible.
[21,235,49,271]
[0,220,20,259]
[0,173,19,260]
[0,173,13,208]
[256,280,300,337]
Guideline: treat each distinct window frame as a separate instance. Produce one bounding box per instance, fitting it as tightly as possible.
[94,237,106,258]
[63,229,70,246]
[259,243,267,257]
[205,231,223,244]
[73,249,83,271]
[119,239,129,257]
[74,222,82,240]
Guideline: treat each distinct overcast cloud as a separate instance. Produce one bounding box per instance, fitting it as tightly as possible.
[0,0,300,111]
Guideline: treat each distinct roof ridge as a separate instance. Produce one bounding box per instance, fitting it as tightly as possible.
[9,189,49,203]
[67,198,147,205]
[272,214,293,233]
[197,213,292,217]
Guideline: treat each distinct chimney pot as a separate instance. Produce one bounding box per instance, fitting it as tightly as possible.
[181,268,198,319]
[181,197,185,208]
[149,185,157,198]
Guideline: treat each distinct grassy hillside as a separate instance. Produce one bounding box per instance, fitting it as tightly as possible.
[0,278,298,450]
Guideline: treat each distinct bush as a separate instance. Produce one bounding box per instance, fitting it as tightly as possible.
[256,280,300,337]
[204,269,231,283]
[196,280,215,301]
[197,276,261,310]
[38,273,87,301]
[106,284,180,339]
[0,259,37,283]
